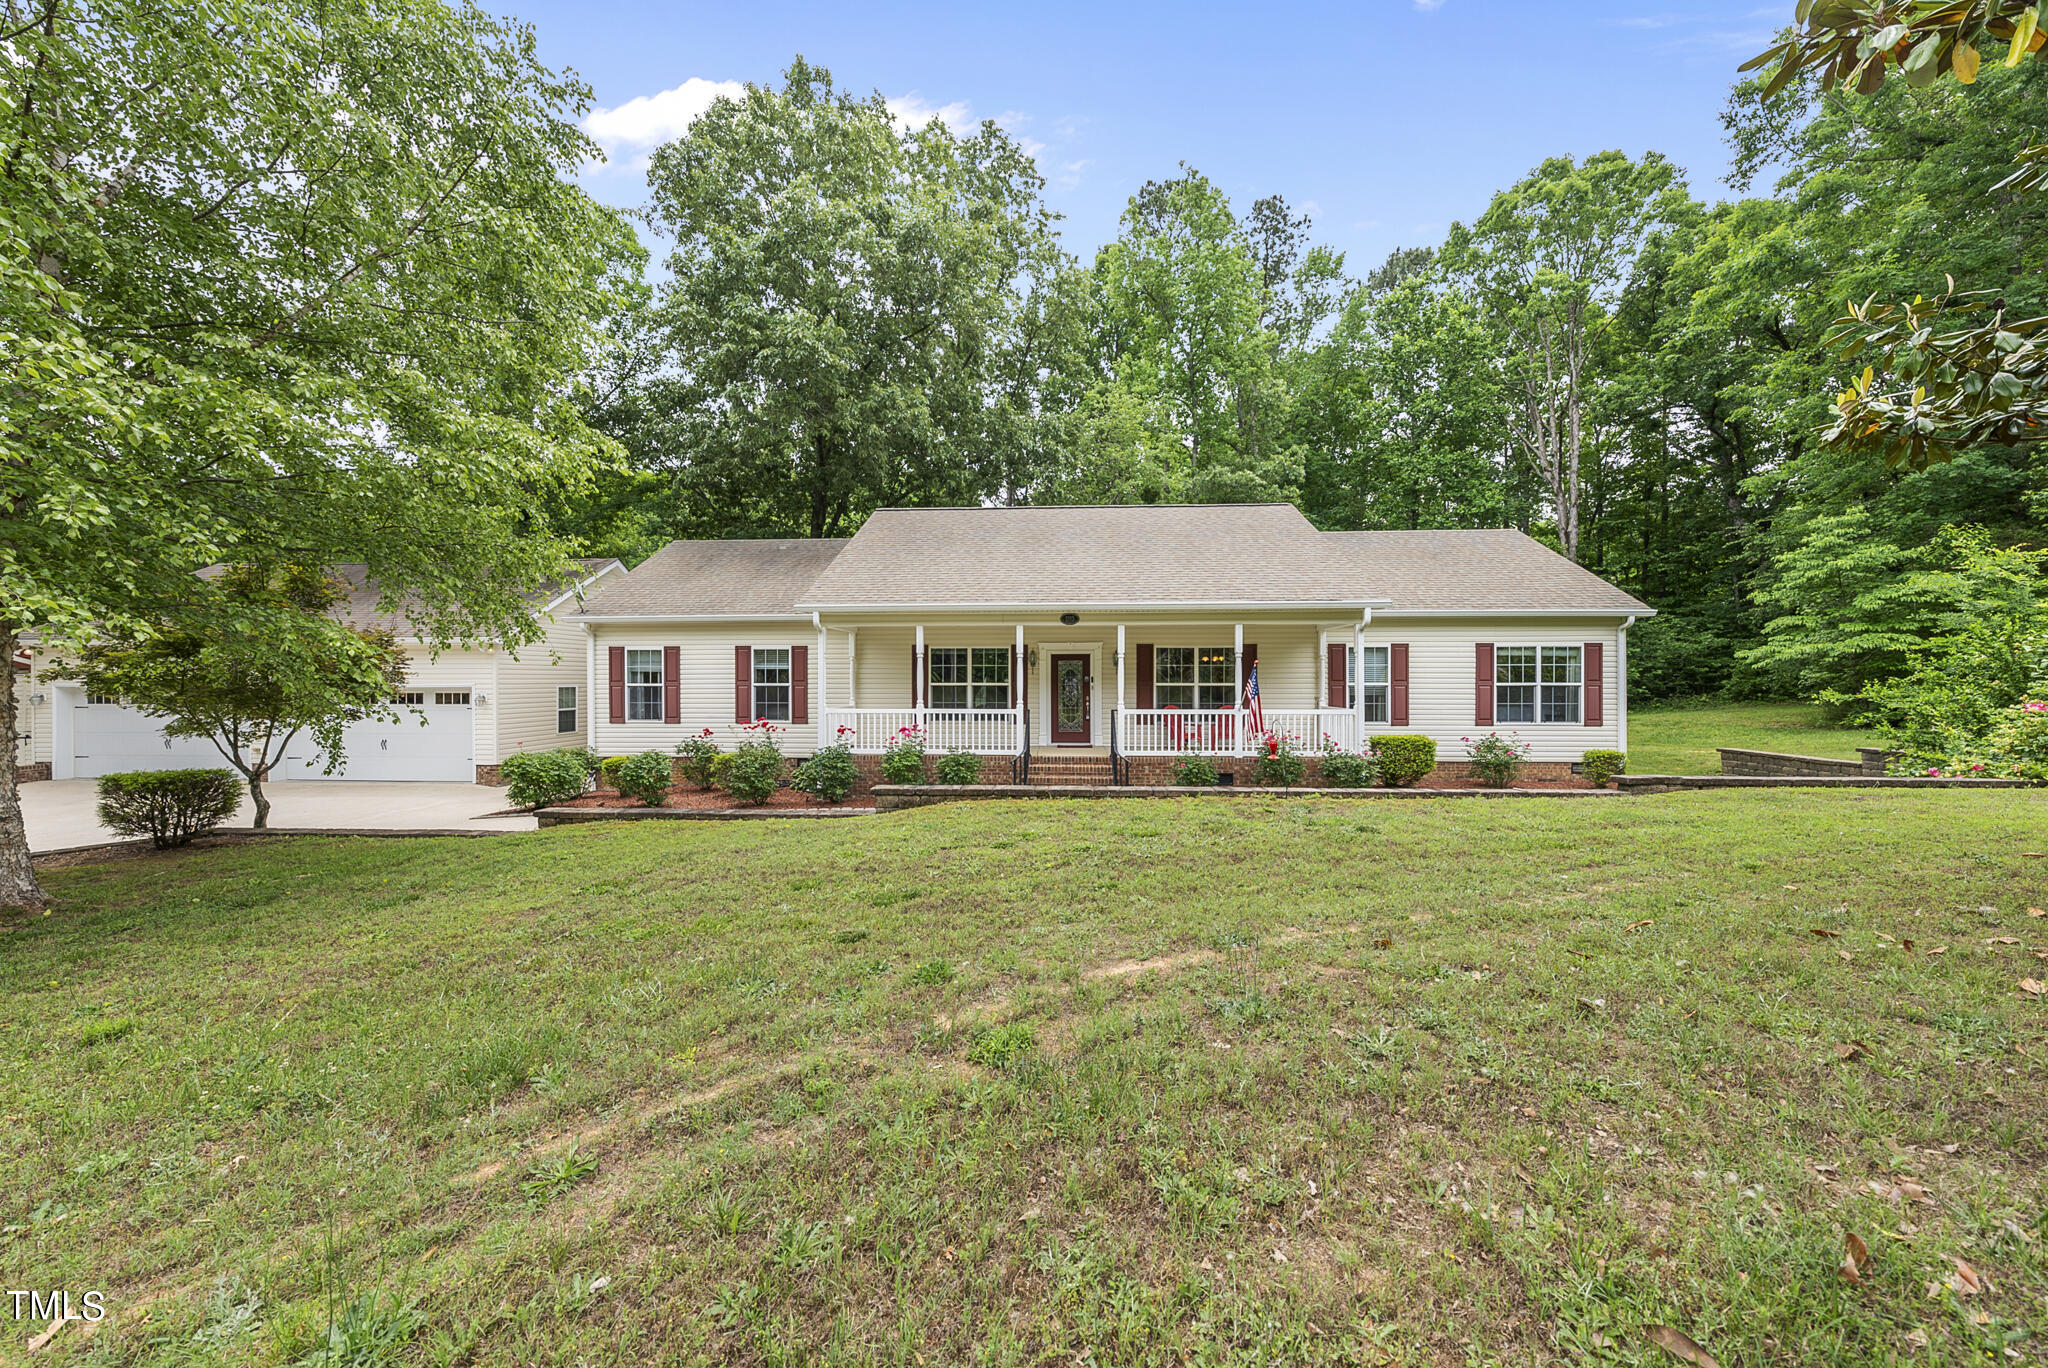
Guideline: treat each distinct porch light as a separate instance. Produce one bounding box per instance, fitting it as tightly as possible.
[1059,612,1079,626]
[1027,647,1039,668]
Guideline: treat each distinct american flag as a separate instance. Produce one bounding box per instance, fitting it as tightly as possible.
[1242,656,1263,734]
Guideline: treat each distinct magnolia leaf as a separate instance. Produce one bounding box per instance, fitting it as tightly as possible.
[1835,1040,1873,1061]
[1643,1324,1722,1368]
[1954,40,1981,81]
[1952,1257,1984,1296]
[1811,928,1842,939]
[2007,6,2039,67]
[2021,978,2045,997]
[1841,1231,1872,1283]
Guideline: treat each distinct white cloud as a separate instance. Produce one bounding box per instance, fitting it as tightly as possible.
[1413,0,1446,10]
[886,93,974,131]
[1054,158,1092,190]
[1616,13,1682,28]
[1352,217,1382,230]
[994,110,1045,157]
[583,77,746,154]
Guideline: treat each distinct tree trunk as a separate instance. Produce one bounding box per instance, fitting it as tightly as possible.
[247,774,270,829]
[0,627,50,911]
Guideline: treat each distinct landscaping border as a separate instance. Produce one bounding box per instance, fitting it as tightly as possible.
[868,784,1622,811]
[534,806,876,827]
[1616,774,2027,794]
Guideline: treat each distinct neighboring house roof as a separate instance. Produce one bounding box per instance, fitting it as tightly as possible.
[1322,530,1652,615]
[797,504,1380,609]
[575,538,851,619]
[323,557,624,638]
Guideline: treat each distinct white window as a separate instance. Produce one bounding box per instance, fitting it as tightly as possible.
[626,649,663,721]
[1496,645,1580,724]
[1348,646,1390,723]
[752,647,791,721]
[557,686,577,734]
[929,647,1011,710]
[1156,646,1235,710]
[434,691,470,706]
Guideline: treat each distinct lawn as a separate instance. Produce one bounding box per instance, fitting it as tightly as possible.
[1628,701,1882,776]
[5,792,2047,1366]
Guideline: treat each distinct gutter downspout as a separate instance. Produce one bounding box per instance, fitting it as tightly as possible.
[582,623,597,753]
[1618,615,1635,756]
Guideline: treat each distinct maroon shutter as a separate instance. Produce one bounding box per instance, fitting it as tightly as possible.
[607,646,625,724]
[663,645,681,724]
[1475,643,1494,727]
[734,645,751,723]
[1390,643,1410,726]
[1135,644,1154,708]
[792,644,809,723]
[1584,642,1604,727]
[1327,642,1346,709]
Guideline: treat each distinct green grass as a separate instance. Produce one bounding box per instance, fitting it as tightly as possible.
[1629,700,1882,776]
[5,792,2047,1365]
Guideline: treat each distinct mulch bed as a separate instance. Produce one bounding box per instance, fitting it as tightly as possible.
[548,784,850,813]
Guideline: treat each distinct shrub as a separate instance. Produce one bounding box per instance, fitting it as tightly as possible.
[1251,732,1306,788]
[1463,732,1533,787]
[675,730,723,788]
[614,750,675,806]
[791,743,859,804]
[934,748,983,785]
[880,726,927,785]
[1582,749,1627,787]
[721,721,786,805]
[96,769,241,849]
[499,747,591,808]
[1170,750,1219,787]
[597,755,630,790]
[1318,747,1380,788]
[1371,734,1437,787]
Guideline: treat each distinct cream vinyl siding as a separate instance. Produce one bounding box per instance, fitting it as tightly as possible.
[493,615,589,759]
[15,662,46,766]
[1363,616,1622,761]
[590,621,823,756]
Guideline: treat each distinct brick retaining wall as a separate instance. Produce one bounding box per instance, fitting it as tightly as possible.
[1716,747,1868,777]
[1618,773,2025,794]
[15,762,50,784]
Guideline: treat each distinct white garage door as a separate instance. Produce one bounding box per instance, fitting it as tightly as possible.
[72,698,226,778]
[281,690,474,782]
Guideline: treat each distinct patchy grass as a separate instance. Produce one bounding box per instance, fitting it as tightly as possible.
[4,792,2047,1366]
[1630,700,1882,775]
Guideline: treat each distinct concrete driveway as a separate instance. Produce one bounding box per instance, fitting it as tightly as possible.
[23,778,537,852]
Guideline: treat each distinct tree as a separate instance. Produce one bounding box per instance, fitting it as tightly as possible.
[67,566,409,827]
[620,57,1067,540]
[1443,153,1687,563]
[1,0,638,909]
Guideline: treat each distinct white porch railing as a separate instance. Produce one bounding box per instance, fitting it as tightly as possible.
[822,707,1021,755]
[1117,708,1362,756]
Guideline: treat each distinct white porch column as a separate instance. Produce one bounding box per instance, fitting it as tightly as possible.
[1115,623,1126,755]
[914,624,926,733]
[1354,619,1367,745]
[814,614,827,738]
[1233,622,1245,755]
[848,628,857,708]
[1015,623,1026,750]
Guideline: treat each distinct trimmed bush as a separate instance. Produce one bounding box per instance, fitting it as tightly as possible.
[1582,749,1627,787]
[1464,732,1533,787]
[721,727,786,805]
[934,748,983,785]
[880,727,926,785]
[597,755,630,791]
[1318,749,1380,788]
[499,747,591,808]
[96,769,241,849]
[614,751,674,806]
[1170,750,1219,787]
[675,731,724,787]
[1371,734,1437,787]
[791,744,859,804]
[1251,732,1306,787]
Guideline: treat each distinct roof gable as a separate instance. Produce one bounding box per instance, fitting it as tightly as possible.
[576,538,849,618]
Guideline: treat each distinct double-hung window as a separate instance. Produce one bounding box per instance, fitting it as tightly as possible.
[1155,646,1236,710]
[1348,645,1390,722]
[625,649,663,721]
[557,686,578,734]
[1495,645,1581,723]
[929,647,1012,710]
[752,647,791,721]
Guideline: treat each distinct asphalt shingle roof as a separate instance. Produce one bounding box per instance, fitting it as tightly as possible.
[1322,530,1650,614]
[575,539,849,618]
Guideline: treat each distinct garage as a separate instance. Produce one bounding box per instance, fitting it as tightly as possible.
[279,689,476,782]
[70,696,227,778]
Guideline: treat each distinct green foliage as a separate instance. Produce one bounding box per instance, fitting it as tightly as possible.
[1463,732,1534,787]
[1371,735,1438,787]
[720,726,786,806]
[965,1021,1036,1071]
[520,1145,600,1207]
[1317,748,1380,789]
[908,959,955,987]
[790,744,859,805]
[291,1291,423,1368]
[675,731,724,788]
[598,756,631,791]
[1250,732,1307,787]
[880,728,927,785]
[1169,751,1220,787]
[94,770,240,849]
[933,749,984,785]
[614,752,675,807]
[1581,750,1628,786]
[499,748,592,809]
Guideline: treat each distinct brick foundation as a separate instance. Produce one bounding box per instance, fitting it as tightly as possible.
[833,753,1583,795]
[15,762,50,784]
[474,764,506,786]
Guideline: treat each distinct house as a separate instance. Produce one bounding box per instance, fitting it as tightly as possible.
[573,504,1652,784]
[13,559,624,784]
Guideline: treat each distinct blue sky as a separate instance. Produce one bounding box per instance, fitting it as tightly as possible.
[530,0,1789,275]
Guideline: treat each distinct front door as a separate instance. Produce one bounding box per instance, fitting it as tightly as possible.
[1050,654,1092,745]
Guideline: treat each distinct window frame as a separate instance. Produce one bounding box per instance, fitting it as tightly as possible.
[625,648,664,722]
[752,646,792,722]
[557,685,578,735]
[1493,643,1582,725]
[1154,645,1236,711]
[1346,645,1391,723]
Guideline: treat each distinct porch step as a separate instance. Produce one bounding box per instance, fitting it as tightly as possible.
[1023,756,1115,786]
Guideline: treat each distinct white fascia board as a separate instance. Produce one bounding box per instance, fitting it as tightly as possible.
[541,560,628,615]
[1370,607,1657,618]
[794,598,1394,613]
[576,613,813,624]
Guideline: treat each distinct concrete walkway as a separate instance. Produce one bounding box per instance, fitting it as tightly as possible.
[22,778,537,852]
